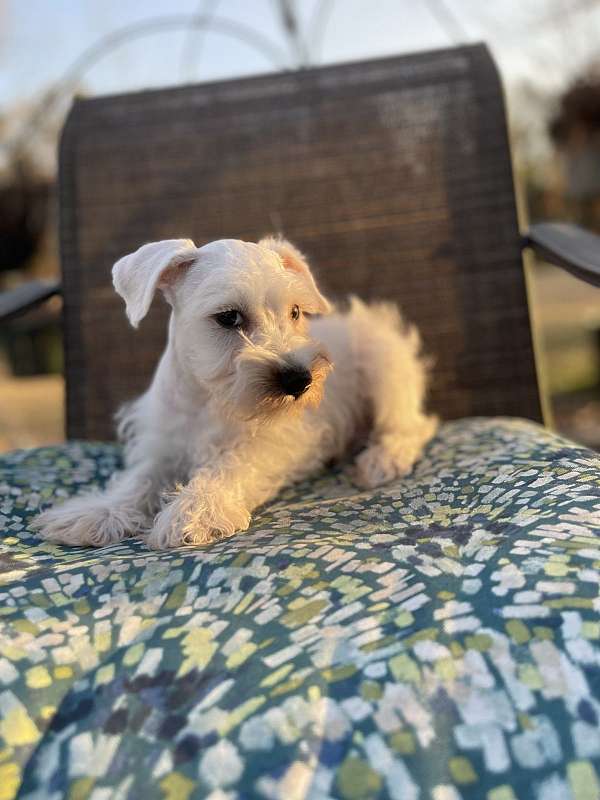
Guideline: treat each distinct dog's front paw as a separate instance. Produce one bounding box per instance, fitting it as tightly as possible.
[353,438,421,489]
[353,418,438,490]
[147,497,251,550]
[31,494,143,547]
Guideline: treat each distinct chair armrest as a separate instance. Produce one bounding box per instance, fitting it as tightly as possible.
[522,222,600,287]
[0,281,62,324]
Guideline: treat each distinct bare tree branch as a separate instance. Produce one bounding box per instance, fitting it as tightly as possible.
[178,0,221,82]
[307,0,335,64]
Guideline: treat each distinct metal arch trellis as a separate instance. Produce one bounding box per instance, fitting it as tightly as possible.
[3,10,300,164]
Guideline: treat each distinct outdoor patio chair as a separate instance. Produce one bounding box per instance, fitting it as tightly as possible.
[1,43,600,799]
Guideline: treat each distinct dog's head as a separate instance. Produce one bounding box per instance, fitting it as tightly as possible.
[112,236,333,419]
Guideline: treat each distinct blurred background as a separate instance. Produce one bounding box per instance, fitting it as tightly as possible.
[1,0,600,452]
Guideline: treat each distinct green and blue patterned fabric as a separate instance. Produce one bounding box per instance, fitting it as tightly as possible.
[0,418,599,800]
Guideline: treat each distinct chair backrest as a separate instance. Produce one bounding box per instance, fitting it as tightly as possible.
[59,43,542,441]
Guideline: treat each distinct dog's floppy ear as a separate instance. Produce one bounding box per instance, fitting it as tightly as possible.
[112,239,198,328]
[259,235,331,315]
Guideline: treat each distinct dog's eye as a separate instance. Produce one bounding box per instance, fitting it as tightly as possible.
[291,304,300,321]
[215,310,244,329]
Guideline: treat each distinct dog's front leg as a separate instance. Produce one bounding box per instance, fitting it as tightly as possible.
[147,445,285,549]
[32,464,163,547]
[147,471,255,550]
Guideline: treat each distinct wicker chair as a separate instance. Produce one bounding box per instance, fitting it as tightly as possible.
[2,44,600,799]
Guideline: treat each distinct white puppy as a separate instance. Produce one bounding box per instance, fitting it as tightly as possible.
[33,237,437,550]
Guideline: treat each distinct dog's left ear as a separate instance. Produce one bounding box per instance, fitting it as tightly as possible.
[112,239,198,328]
[259,235,332,315]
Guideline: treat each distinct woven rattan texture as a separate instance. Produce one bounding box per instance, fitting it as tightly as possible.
[59,44,541,441]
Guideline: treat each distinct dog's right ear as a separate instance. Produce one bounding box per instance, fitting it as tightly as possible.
[112,239,198,328]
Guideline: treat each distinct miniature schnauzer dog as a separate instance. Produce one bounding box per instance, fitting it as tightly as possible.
[33,236,437,549]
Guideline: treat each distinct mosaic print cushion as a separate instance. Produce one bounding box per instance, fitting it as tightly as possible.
[0,418,599,800]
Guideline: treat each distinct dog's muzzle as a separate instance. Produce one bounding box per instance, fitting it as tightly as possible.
[278,367,312,399]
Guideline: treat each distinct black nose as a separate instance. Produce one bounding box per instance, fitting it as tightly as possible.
[279,367,312,399]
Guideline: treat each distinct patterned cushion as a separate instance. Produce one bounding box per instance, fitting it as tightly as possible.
[0,418,599,800]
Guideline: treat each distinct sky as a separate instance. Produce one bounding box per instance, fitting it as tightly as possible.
[2,0,600,104]
[1,0,600,172]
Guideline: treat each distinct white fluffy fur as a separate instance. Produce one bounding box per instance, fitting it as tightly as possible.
[33,237,437,550]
